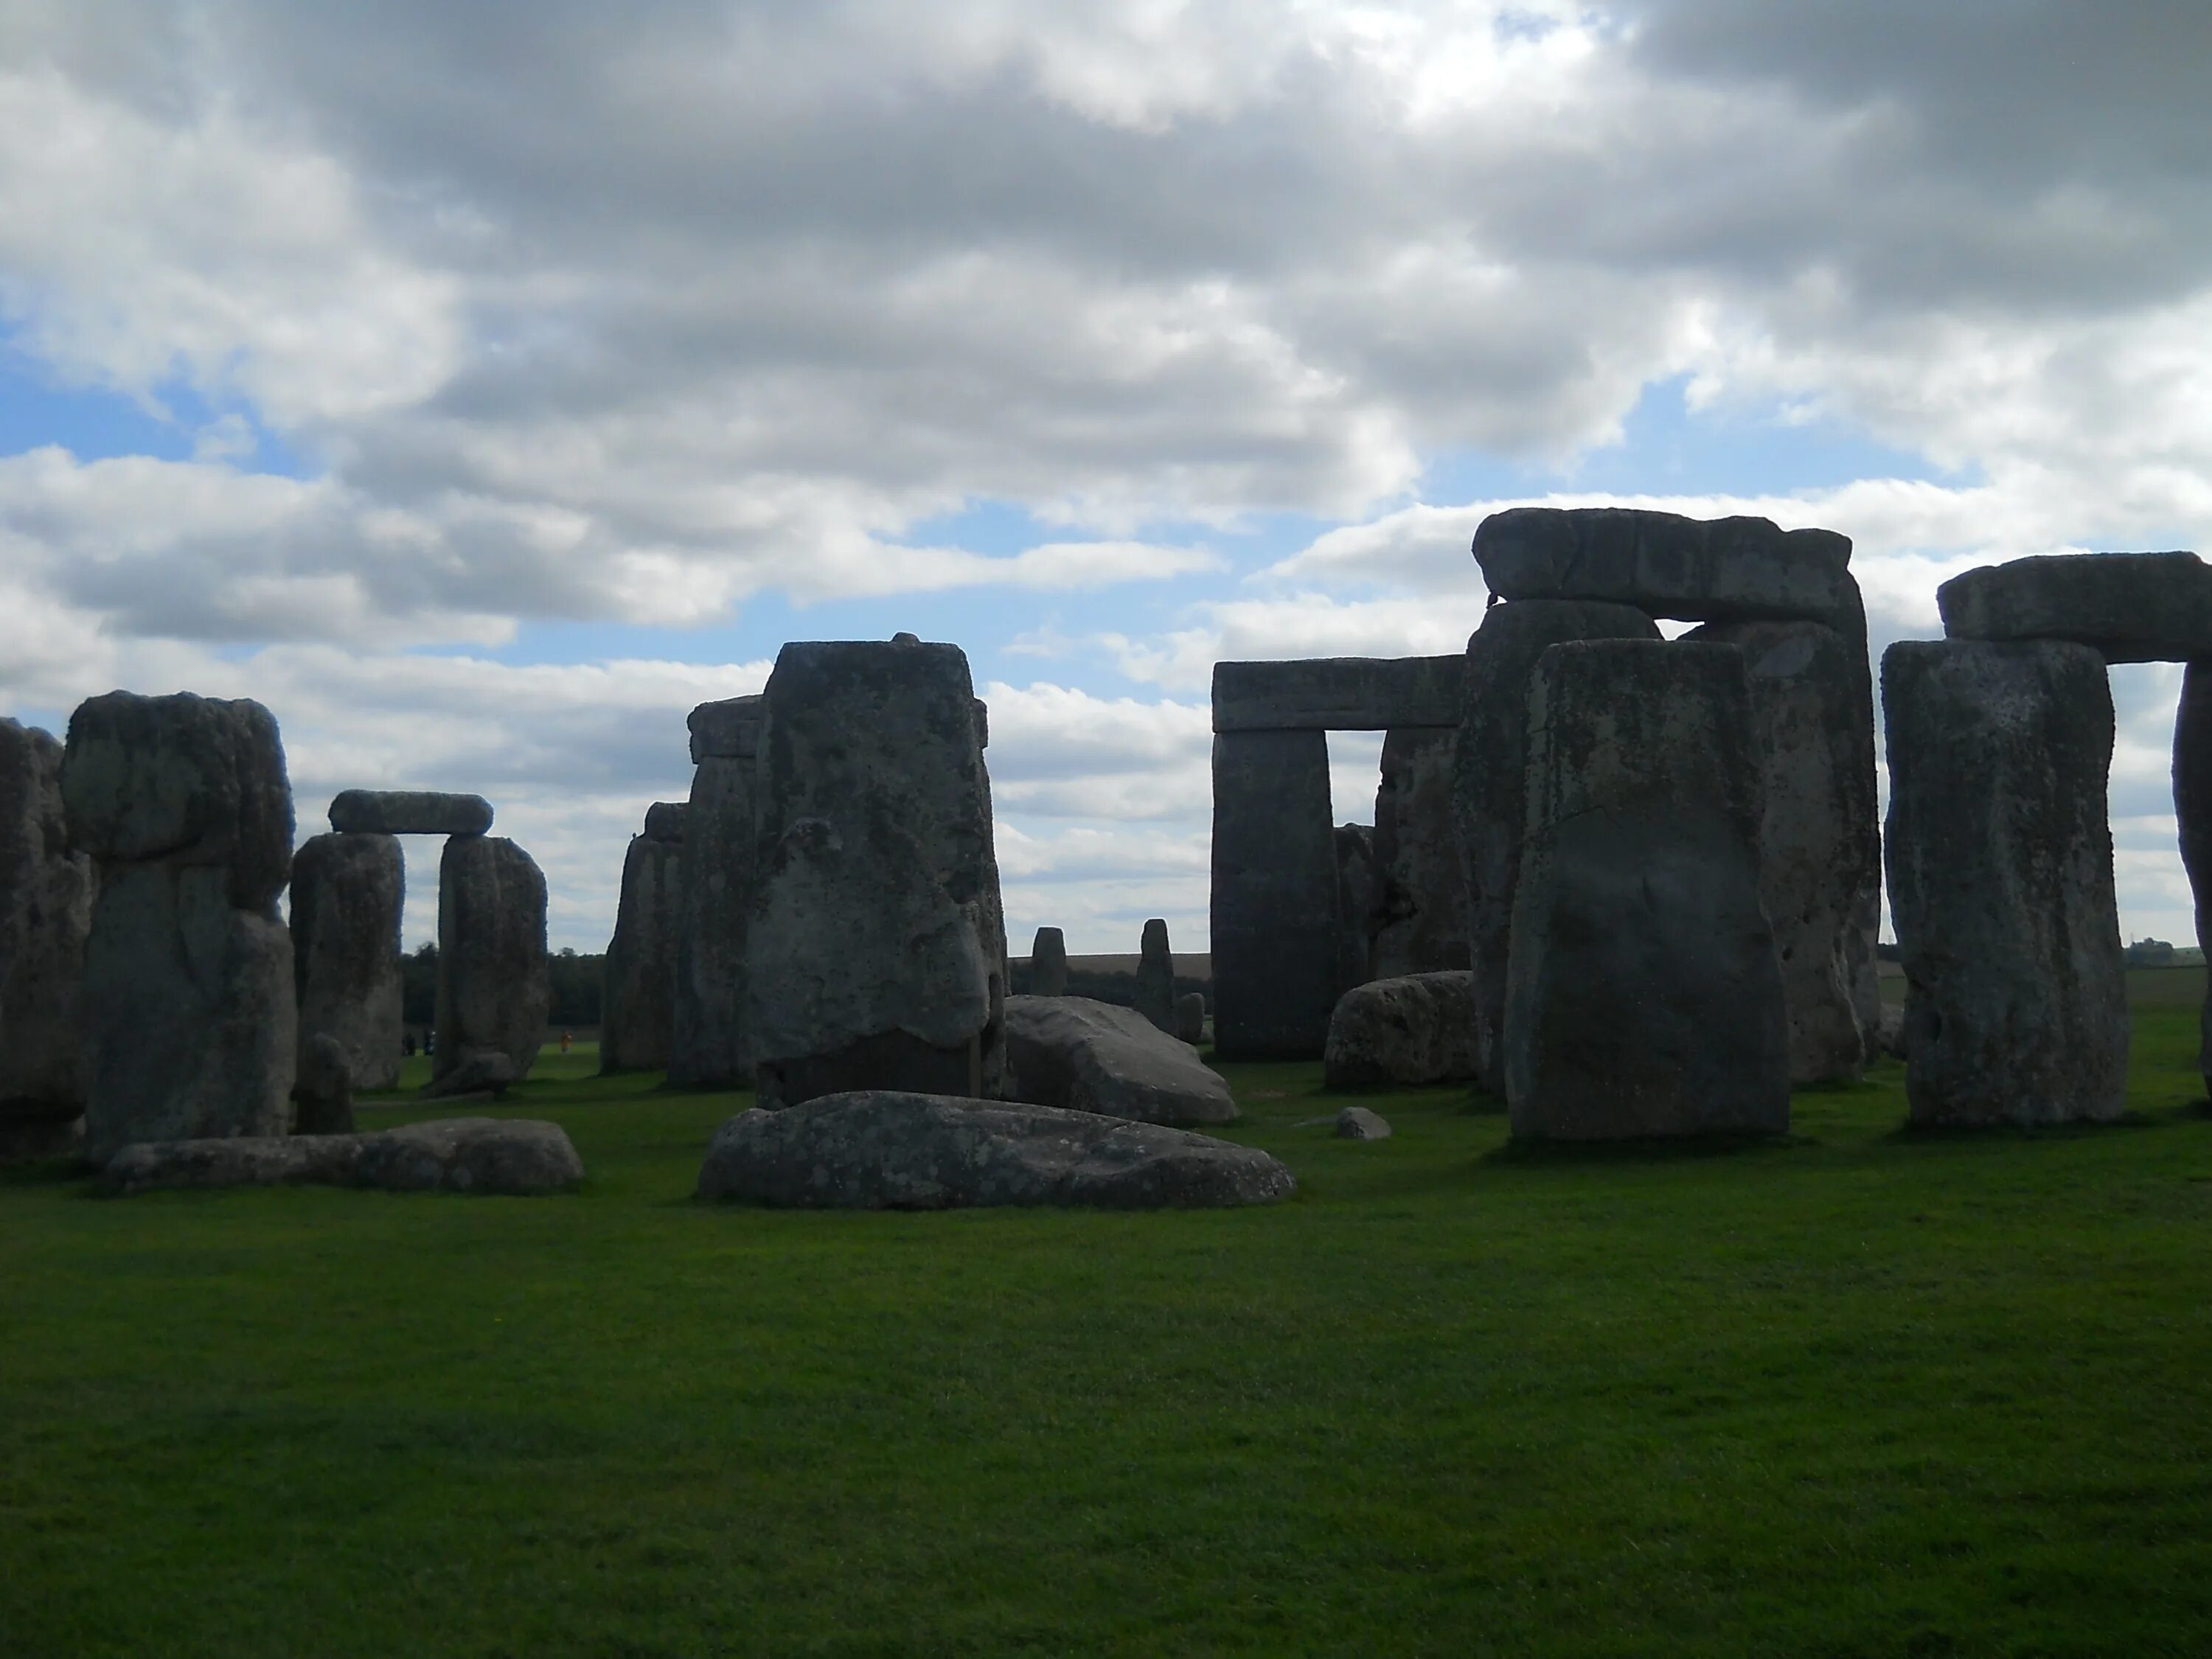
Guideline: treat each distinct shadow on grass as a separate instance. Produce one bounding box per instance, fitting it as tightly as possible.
[1882,1110,2168,1144]
[1479,1131,1808,1166]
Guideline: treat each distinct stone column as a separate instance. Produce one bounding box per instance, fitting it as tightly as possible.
[1030,925,1068,996]
[1371,726,1467,980]
[2177,664,2212,1099]
[1333,823,1376,996]
[1211,728,1337,1060]
[1135,917,1175,1032]
[290,830,404,1090]
[602,802,686,1074]
[670,697,761,1087]
[433,835,550,1083]
[1884,639,2126,1126]
[0,719,94,1159]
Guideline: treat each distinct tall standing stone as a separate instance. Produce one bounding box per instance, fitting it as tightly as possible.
[1135,918,1175,1032]
[1455,599,1660,1095]
[0,720,94,1144]
[1211,727,1337,1059]
[1030,925,1068,996]
[290,831,404,1091]
[61,692,296,1164]
[1503,640,1789,1141]
[746,639,1009,1108]
[433,835,549,1085]
[602,803,685,1073]
[2177,664,2212,1099]
[1333,822,1376,995]
[670,697,761,1088]
[1371,726,1468,981]
[1884,640,2126,1127]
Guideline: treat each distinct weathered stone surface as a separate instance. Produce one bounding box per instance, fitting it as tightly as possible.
[1212,728,1337,1060]
[1212,655,1463,732]
[1176,992,1206,1045]
[1334,823,1376,993]
[327,790,493,838]
[0,720,93,1123]
[745,641,1007,1108]
[99,1116,583,1196]
[1504,640,1790,1141]
[1001,995,1237,1126]
[1335,1106,1391,1141]
[1938,550,2212,664]
[670,696,761,1088]
[1454,599,1661,1094]
[1030,926,1068,996]
[290,831,403,1091]
[417,1048,517,1100]
[433,836,549,1085]
[1877,1001,1908,1060]
[1371,727,1468,980]
[1884,640,2126,1126]
[696,1091,1293,1209]
[601,811,684,1073]
[1135,917,1175,1032]
[2177,663,2212,1099]
[1683,619,1879,1083]
[643,801,687,843]
[1323,970,1478,1088]
[1474,507,1857,626]
[295,1032,355,1135]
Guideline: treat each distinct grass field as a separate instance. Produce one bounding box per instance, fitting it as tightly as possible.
[6,978,2212,1656]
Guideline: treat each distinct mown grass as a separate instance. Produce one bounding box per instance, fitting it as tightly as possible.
[4,997,2212,1657]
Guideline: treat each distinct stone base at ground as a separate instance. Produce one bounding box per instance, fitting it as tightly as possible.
[295,1032,355,1135]
[1176,992,1206,1045]
[1323,972,1477,1087]
[417,1049,518,1100]
[695,1091,1294,1209]
[1001,995,1237,1125]
[98,1117,584,1195]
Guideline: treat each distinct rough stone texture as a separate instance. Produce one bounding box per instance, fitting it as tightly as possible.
[295,1032,355,1135]
[433,836,549,1085]
[1176,992,1206,1045]
[670,695,760,1088]
[1001,995,1237,1126]
[0,720,93,1124]
[1474,507,1857,626]
[1877,1001,1908,1060]
[1454,599,1662,1094]
[1030,926,1068,996]
[1212,655,1463,731]
[1135,917,1175,1032]
[290,831,403,1091]
[643,801,688,843]
[1334,823,1376,994]
[1335,1106,1391,1141]
[327,790,493,837]
[696,1091,1294,1209]
[1371,727,1469,981]
[1504,641,1790,1141]
[99,1117,584,1196]
[746,640,1008,1108]
[1323,970,1478,1088]
[1884,639,2127,1127]
[2177,663,2212,1099]
[1212,728,1337,1059]
[418,1048,517,1100]
[1938,550,2212,664]
[601,804,685,1073]
[1683,619,1879,1083]
[62,692,296,1164]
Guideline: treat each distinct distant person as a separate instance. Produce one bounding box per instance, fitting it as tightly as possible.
[560,1029,573,1054]
[425,1028,436,1057]
[401,1032,416,1058]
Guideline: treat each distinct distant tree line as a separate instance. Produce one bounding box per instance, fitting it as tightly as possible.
[401,942,605,1030]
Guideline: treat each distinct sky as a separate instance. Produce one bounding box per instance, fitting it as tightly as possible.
[3,0,2209,953]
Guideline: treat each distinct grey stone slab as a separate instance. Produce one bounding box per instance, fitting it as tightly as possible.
[1371,726,1468,980]
[2178,663,2212,1100]
[1938,549,2212,663]
[0,719,92,1122]
[1002,995,1236,1126]
[99,1116,583,1196]
[1333,823,1376,995]
[670,696,762,1088]
[327,790,493,838]
[1211,655,1463,732]
[1176,991,1206,1045]
[1210,728,1338,1060]
[642,801,687,843]
[1030,926,1068,996]
[1135,917,1175,1033]
[295,1032,354,1135]
[688,696,764,763]
[1474,507,1856,625]
[601,821,684,1074]
[290,831,404,1091]
[433,836,549,1085]
[1324,970,1476,1088]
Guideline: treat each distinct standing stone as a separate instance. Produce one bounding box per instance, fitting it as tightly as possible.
[1176,991,1206,1045]
[1212,728,1337,1059]
[328,790,493,837]
[295,1032,355,1135]
[61,692,296,1164]
[1334,823,1376,995]
[1455,599,1660,1095]
[1503,641,1790,1141]
[433,835,549,1086]
[1324,971,1477,1088]
[746,639,1009,1108]
[0,720,94,1135]
[601,802,685,1073]
[1683,619,1879,1083]
[1884,640,2126,1127]
[290,831,403,1091]
[2176,664,2212,1099]
[1371,726,1468,980]
[1135,917,1175,1033]
[670,696,761,1088]
[1030,926,1068,996]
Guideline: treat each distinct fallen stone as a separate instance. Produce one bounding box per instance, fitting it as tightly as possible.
[98,1117,583,1196]
[1030,925,1068,996]
[1001,995,1237,1126]
[2177,663,2212,1099]
[670,695,761,1088]
[418,1048,518,1101]
[295,1032,355,1135]
[1371,726,1468,980]
[1176,992,1206,1045]
[1938,549,2212,664]
[327,789,493,838]
[602,807,684,1073]
[1135,917,1175,1033]
[1335,1106,1391,1141]
[289,831,403,1091]
[1323,971,1478,1088]
[695,1091,1293,1209]
[0,719,94,1126]
[433,836,549,1086]
[1883,639,2126,1126]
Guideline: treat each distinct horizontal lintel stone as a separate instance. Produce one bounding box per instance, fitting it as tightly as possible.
[1211,655,1463,732]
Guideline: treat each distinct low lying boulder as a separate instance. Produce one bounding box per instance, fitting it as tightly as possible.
[417,1048,517,1101]
[1001,995,1237,1125]
[1324,972,1477,1088]
[97,1117,582,1196]
[697,1091,1294,1210]
[1335,1106,1391,1141]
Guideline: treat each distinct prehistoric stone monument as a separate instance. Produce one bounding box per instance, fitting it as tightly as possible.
[0,718,94,1158]
[1029,925,1068,996]
[1002,994,1236,1125]
[1323,970,1476,1088]
[433,834,551,1088]
[329,790,494,837]
[1332,823,1376,990]
[670,695,762,1088]
[290,829,404,1089]
[1135,917,1175,1032]
[745,637,1009,1107]
[61,691,297,1163]
[1370,727,1467,981]
[602,801,685,1072]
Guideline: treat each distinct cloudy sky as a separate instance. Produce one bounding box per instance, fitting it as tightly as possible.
[4,1,2207,953]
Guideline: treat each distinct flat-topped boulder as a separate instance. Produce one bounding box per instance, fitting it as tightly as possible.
[1474,508,1856,625]
[97,1117,583,1196]
[327,790,493,837]
[1002,995,1237,1125]
[1937,549,2212,663]
[695,1091,1294,1209]
[1324,971,1477,1088]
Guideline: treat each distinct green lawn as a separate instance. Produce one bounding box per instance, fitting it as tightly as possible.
[5,1002,2212,1657]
